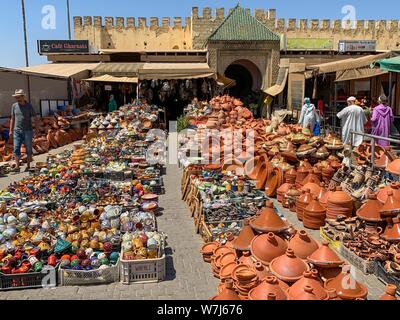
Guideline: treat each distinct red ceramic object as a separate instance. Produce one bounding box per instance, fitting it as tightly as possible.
[287,269,328,300]
[250,202,289,233]
[212,280,241,300]
[269,248,310,283]
[224,233,236,249]
[201,242,219,256]
[264,170,279,197]
[296,164,310,188]
[289,285,320,300]
[301,183,321,198]
[238,251,255,267]
[254,262,272,281]
[47,255,57,267]
[324,265,368,300]
[250,232,288,266]
[307,241,344,268]
[248,276,289,300]
[296,188,313,222]
[326,187,353,219]
[285,168,297,184]
[377,183,400,204]
[356,193,382,222]
[301,171,320,187]
[381,217,400,242]
[277,183,293,203]
[233,219,256,252]
[303,195,327,230]
[379,284,398,300]
[219,262,238,280]
[255,162,268,190]
[288,230,319,260]
[326,288,342,300]
[380,191,400,217]
[386,158,400,175]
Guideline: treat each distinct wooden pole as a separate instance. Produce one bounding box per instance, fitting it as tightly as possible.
[21,0,31,102]
[67,0,72,40]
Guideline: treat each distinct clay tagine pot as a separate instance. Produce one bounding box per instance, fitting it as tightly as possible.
[250,201,289,233]
[386,158,400,176]
[269,248,310,283]
[296,188,313,222]
[377,183,400,204]
[288,285,320,300]
[380,191,400,217]
[287,269,328,300]
[211,279,241,300]
[288,230,319,260]
[254,262,272,281]
[379,284,398,300]
[250,232,288,266]
[307,240,344,268]
[303,195,326,230]
[248,276,289,300]
[233,219,256,252]
[324,265,368,300]
[356,192,383,222]
[326,187,353,220]
[381,217,400,242]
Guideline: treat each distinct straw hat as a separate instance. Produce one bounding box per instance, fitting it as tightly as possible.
[12,89,26,97]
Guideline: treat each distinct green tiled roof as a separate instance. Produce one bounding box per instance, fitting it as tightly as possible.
[208,4,280,42]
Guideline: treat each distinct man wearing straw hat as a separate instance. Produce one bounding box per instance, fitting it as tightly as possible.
[10,89,37,173]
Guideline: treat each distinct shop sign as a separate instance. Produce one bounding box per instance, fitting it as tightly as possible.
[38,40,89,54]
[104,85,112,91]
[338,40,376,52]
[284,38,333,50]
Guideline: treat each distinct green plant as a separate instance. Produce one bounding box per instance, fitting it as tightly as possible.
[177,115,190,132]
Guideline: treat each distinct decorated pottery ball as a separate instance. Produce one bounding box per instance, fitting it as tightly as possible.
[70,259,80,267]
[100,258,109,266]
[60,259,70,268]
[61,254,71,261]
[70,255,79,261]
[99,264,109,271]
[71,245,79,254]
[16,199,23,207]
[109,252,119,263]
[103,242,113,252]
[81,259,91,267]
[34,262,43,272]
[85,248,94,257]
[98,253,107,260]
[91,259,101,268]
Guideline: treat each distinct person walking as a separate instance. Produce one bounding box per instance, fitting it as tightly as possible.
[298,97,319,131]
[337,96,367,147]
[9,89,37,172]
[108,94,118,113]
[371,95,394,147]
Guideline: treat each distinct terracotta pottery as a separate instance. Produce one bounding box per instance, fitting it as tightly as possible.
[212,280,241,300]
[381,217,400,242]
[238,251,255,267]
[219,262,238,280]
[287,187,301,212]
[380,191,400,217]
[213,246,234,260]
[377,183,400,204]
[295,163,310,188]
[255,162,268,190]
[317,267,344,281]
[250,202,289,233]
[201,242,219,259]
[319,186,334,209]
[326,289,342,300]
[386,158,400,175]
[245,156,261,180]
[303,195,327,230]
[379,284,398,300]
[301,183,321,198]
[324,265,368,300]
[288,269,328,300]
[288,230,319,259]
[285,168,297,184]
[296,188,313,222]
[224,232,236,249]
[277,183,293,203]
[233,219,256,252]
[288,285,321,300]
[301,171,320,187]
[248,276,289,300]
[326,187,353,220]
[307,241,344,268]
[254,262,272,281]
[264,169,279,197]
[356,193,383,222]
[250,232,288,266]
[269,248,310,283]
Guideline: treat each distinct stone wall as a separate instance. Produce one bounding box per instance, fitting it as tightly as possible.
[74,16,192,50]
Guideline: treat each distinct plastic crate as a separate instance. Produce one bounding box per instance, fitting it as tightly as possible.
[59,261,120,286]
[120,254,166,284]
[340,245,375,275]
[319,228,342,252]
[374,261,400,295]
[0,266,58,291]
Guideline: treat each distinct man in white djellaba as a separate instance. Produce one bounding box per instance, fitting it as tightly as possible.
[337,96,367,147]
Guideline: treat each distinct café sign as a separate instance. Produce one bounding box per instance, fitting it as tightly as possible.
[338,40,376,52]
[38,40,90,54]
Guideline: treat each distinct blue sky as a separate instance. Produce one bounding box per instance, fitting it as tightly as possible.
[1,0,399,67]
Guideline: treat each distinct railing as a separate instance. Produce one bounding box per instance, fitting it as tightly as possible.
[350,130,400,169]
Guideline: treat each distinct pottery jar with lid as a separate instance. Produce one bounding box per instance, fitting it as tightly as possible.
[285,168,297,184]
[326,187,353,220]
[287,269,328,300]
[380,191,400,218]
[288,285,321,300]
[211,279,241,300]
[307,240,344,268]
[296,188,313,222]
[248,276,289,300]
[233,219,256,252]
[288,230,319,259]
[356,192,382,222]
[238,251,255,267]
[277,183,293,203]
[254,262,272,281]
[287,187,301,212]
[295,164,309,189]
[379,284,398,300]
[269,248,310,283]
[377,182,400,204]
[250,232,288,266]
[301,183,321,198]
[249,202,289,234]
[381,217,400,242]
[303,195,327,230]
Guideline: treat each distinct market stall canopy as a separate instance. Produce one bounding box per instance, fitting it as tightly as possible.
[305,52,392,79]
[335,67,387,82]
[17,63,100,79]
[217,73,236,89]
[264,59,290,97]
[138,63,215,80]
[84,74,138,83]
[92,63,144,77]
[372,55,400,73]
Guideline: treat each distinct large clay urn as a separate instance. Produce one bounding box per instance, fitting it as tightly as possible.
[356,193,382,222]
[248,276,289,300]
[296,188,313,222]
[288,269,328,300]
[250,202,289,233]
[326,187,353,220]
[269,248,310,283]
[381,217,400,242]
[233,219,256,252]
[303,196,327,230]
[380,191,400,218]
[324,265,368,300]
[379,284,398,300]
[212,279,241,300]
[288,230,319,260]
[307,241,344,268]
[250,232,288,266]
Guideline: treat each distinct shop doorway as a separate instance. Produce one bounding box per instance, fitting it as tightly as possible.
[225,59,263,98]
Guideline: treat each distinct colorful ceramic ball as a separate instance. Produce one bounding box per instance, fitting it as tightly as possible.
[98,253,107,260]
[85,248,94,257]
[76,249,87,259]
[70,259,80,267]
[60,260,70,268]
[70,255,79,262]
[100,258,109,266]
[103,242,113,252]
[109,252,119,263]
[61,254,71,261]
[91,259,101,268]
[81,259,91,267]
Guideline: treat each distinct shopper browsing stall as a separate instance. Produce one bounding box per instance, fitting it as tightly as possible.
[298,98,319,132]
[371,95,394,147]
[108,94,118,113]
[337,96,367,147]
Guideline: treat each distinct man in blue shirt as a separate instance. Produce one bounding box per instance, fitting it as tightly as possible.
[9,89,38,172]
